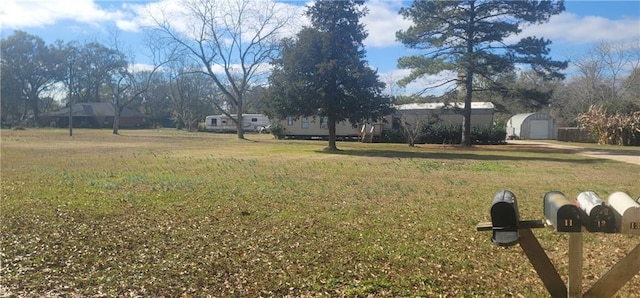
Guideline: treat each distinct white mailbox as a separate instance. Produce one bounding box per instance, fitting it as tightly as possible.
[577,191,615,233]
[608,192,640,235]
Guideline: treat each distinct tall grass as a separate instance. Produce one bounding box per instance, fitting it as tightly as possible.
[1,129,639,297]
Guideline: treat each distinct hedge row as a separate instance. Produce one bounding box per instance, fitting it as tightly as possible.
[381,123,507,145]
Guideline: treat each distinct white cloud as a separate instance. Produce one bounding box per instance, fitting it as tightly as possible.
[379,69,458,96]
[509,12,640,45]
[131,0,306,41]
[361,0,411,48]
[0,0,125,29]
[115,19,140,32]
[129,63,160,73]
[126,0,185,32]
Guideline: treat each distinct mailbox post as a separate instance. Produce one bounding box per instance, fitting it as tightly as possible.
[576,191,615,233]
[543,191,582,232]
[490,190,520,247]
[478,190,639,298]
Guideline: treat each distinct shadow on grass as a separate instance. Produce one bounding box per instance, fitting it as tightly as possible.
[573,148,640,156]
[317,147,609,164]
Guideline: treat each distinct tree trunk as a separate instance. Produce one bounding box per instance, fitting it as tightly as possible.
[236,95,245,139]
[29,91,40,124]
[461,1,475,147]
[112,106,120,135]
[461,76,473,146]
[326,115,338,151]
[236,113,245,139]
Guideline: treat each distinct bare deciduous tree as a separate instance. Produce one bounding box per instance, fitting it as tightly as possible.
[399,115,426,147]
[165,62,218,131]
[147,0,297,139]
[108,31,176,134]
[553,39,640,125]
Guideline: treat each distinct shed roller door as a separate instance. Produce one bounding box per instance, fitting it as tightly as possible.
[529,120,549,139]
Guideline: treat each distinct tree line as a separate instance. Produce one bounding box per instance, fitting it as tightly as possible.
[0,29,268,133]
[2,0,638,147]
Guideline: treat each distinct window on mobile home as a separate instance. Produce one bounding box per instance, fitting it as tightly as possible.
[302,117,309,129]
[287,116,294,126]
[320,116,328,128]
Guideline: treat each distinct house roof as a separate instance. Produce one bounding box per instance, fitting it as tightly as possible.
[395,102,495,111]
[44,103,142,117]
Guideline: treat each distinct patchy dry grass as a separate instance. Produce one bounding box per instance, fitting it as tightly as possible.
[1,128,639,297]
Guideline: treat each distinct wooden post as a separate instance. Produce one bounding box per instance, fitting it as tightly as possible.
[519,228,567,298]
[583,243,640,298]
[568,233,583,298]
[477,220,638,297]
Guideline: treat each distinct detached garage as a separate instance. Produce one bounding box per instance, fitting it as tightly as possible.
[506,112,557,140]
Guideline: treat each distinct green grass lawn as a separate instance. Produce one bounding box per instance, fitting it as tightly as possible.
[2,129,639,297]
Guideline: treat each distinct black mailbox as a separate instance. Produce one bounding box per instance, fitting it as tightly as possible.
[491,190,520,246]
[543,191,582,232]
[576,191,615,233]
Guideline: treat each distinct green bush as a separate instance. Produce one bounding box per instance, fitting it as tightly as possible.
[420,123,462,144]
[268,123,286,139]
[471,125,507,144]
[380,129,406,143]
[382,123,506,145]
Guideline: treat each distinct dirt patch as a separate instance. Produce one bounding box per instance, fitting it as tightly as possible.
[506,140,640,165]
[417,143,576,154]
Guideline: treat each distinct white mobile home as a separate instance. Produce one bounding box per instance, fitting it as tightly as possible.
[205,113,270,132]
[274,102,495,140]
[389,102,495,128]
[276,116,380,140]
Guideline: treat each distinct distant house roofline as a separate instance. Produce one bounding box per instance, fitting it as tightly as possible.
[394,102,495,111]
[43,102,142,118]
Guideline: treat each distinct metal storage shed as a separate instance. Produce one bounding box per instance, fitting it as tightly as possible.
[506,112,557,140]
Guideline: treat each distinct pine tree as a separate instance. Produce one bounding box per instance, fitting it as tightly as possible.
[268,0,392,150]
[397,0,568,146]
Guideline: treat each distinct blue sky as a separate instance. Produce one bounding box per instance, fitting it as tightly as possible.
[2,0,639,95]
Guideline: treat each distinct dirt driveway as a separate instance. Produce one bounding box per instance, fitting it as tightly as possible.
[508,140,640,166]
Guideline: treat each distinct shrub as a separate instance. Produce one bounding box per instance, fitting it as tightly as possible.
[382,123,506,145]
[471,125,507,144]
[380,129,407,143]
[268,123,286,139]
[419,123,461,144]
